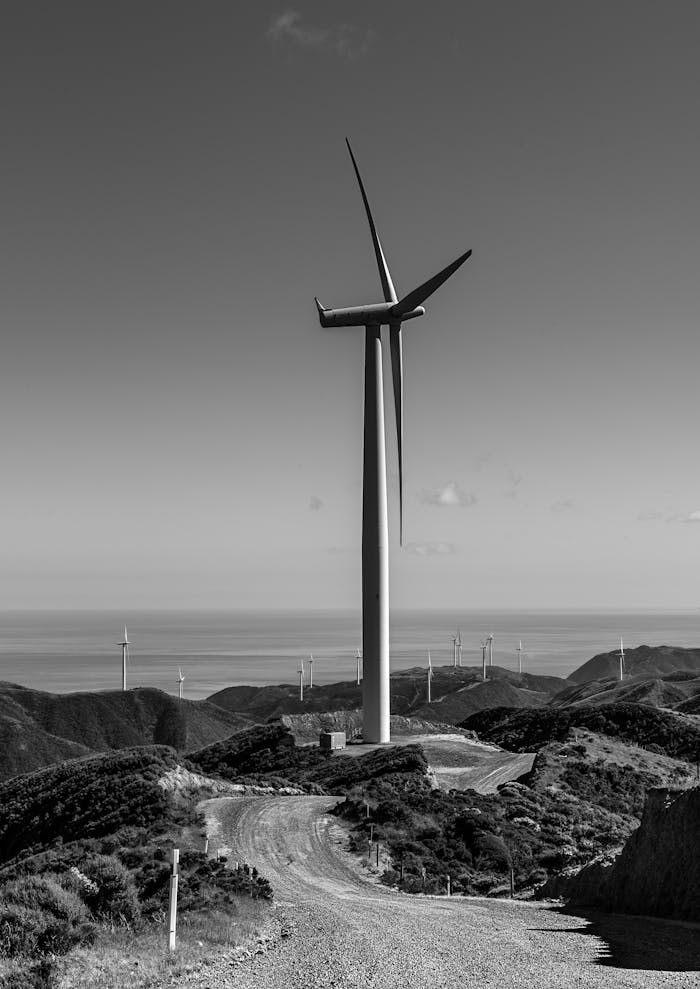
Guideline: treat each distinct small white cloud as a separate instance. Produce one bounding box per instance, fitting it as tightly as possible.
[267,10,375,58]
[308,495,323,512]
[550,499,575,515]
[679,511,700,523]
[404,542,456,556]
[422,482,477,508]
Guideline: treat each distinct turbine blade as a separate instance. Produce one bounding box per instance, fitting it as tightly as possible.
[389,320,404,545]
[346,139,397,304]
[392,248,472,316]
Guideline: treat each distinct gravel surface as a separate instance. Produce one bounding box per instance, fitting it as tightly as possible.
[191,795,700,989]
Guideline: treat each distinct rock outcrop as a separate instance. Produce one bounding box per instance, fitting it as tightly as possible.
[546,786,700,921]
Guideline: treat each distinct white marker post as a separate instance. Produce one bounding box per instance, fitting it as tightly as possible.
[168,848,179,951]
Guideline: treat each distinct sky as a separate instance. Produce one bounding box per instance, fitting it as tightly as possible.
[2,1,700,610]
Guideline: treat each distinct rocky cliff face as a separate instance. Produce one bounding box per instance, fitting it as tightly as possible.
[548,786,700,921]
[605,786,700,920]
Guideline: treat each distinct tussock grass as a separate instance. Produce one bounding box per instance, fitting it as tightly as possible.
[47,899,270,989]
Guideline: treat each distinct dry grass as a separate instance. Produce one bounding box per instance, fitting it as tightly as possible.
[46,898,271,989]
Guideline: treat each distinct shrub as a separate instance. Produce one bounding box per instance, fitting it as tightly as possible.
[80,855,141,924]
[0,876,94,958]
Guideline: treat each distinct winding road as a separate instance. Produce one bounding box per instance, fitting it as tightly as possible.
[200,795,700,989]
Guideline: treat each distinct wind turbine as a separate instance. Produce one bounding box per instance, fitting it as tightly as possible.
[457,630,463,667]
[487,633,494,668]
[309,653,314,689]
[452,633,458,668]
[315,140,471,743]
[427,650,433,703]
[356,648,362,686]
[299,662,305,702]
[517,640,523,675]
[481,639,487,681]
[177,667,186,700]
[618,638,626,681]
[118,626,129,691]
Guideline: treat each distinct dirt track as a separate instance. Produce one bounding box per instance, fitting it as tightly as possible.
[198,795,700,988]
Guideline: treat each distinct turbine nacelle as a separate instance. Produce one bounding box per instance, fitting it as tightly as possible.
[315,299,424,328]
[314,139,471,549]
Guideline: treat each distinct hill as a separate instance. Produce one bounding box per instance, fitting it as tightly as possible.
[410,676,550,724]
[522,729,694,815]
[551,668,700,711]
[569,645,700,683]
[207,665,570,727]
[0,682,253,780]
[461,703,700,761]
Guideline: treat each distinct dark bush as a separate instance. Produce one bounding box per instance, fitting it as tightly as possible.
[81,855,141,924]
[0,876,94,958]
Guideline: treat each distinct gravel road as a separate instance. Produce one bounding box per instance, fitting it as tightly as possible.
[196,795,700,989]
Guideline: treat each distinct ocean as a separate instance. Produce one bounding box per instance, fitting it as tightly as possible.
[0,609,698,701]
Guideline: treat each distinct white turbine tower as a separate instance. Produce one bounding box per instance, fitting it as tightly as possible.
[177,667,186,700]
[452,633,458,668]
[618,638,626,681]
[427,650,433,703]
[118,626,129,691]
[299,661,305,702]
[517,640,523,675]
[309,653,314,689]
[487,633,494,668]
[315,141,471,743]
[356,648,362,686]
[481,639,487,681]
[457,630,463,668]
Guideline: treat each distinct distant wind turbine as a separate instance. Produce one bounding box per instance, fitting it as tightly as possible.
[427,650,433,703]
[309,653,314,689]
[315,140,471,743]
[481,639,487,681]
[356,649,362,686]
[618,638,626,681]
[457,630,463,667]
[452,633,458,668]
[517,640,523,675]
[177,667,186,700]
[118,626,129,691]
[299,664,305,702]
[487,633,494,667]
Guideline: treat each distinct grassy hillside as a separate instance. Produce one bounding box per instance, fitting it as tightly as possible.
[551,671,700,710]
[207,665,569,727]
[410,676,550,724]
[0,683,253,780]
[569,645,700,683]
[462,703,700,761]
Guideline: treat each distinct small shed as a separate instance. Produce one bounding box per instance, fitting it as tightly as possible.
[319,731,346,751]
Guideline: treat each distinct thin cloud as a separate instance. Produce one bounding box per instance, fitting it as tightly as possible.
[404,542,456,556]
[308,495,323,512]
[637,510,663,521]
[267,11,375,58]
[550,499,575,515]
[678,510,700,523]
[504,470,523,499]
[421,482,477,508]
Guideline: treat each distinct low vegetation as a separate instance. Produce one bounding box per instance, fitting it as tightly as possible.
[462,703,700,761]
[0,745,272,989]
[332,771,635,897]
